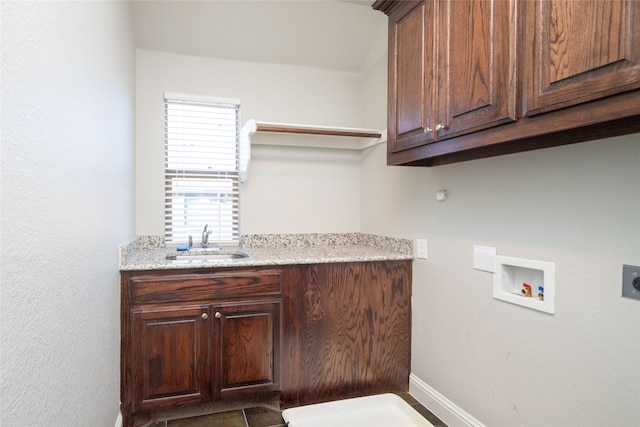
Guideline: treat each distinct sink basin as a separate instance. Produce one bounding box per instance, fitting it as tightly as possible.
[166,252,249,262]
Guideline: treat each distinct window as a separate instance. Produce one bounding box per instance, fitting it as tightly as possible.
[164,94,241,245]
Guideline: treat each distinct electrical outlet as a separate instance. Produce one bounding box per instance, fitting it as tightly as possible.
[622,264,640,301]
[416,239,427,259]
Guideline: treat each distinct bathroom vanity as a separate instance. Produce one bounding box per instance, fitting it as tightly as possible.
[119,234,413,427]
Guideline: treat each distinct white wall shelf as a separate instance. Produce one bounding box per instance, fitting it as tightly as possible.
[241,119,387,151]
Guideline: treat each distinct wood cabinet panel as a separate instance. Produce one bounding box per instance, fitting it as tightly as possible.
[131,305,210,412]
[523,0,640,116]
[437,0,517,138]
[214,299,282,399]
[388,0,434,152]
[396,2,426,136]
[281,261,412,407]
[129,270,283,304]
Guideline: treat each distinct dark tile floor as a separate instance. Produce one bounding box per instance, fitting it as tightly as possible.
[165,393,447,427]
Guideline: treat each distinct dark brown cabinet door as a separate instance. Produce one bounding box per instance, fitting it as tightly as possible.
[436,0,517,139]
[213,299,282,399]
[385,0,516,151]
[131,305,211,412]
[523,0,640,116]
[387,0,435,153]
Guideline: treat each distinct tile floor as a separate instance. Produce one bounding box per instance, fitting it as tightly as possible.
[164,393,447,427]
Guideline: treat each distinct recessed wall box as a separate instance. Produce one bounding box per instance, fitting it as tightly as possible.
[494,255,555,314]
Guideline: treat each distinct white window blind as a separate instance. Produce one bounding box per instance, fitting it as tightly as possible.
[164,96,241,244]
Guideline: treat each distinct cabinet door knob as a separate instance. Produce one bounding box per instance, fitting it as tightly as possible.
[423,127,432,133]
[215,312,222,319]
[201,313,208,320]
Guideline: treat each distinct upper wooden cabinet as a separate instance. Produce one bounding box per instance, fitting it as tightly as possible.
[523,0,640,116]
[374,0,640,166]
[381,0,517,153]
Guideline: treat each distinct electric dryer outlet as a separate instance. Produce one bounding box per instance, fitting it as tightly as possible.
[622,264,640,301]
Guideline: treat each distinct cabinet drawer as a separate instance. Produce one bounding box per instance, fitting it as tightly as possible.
[129,270,283,304]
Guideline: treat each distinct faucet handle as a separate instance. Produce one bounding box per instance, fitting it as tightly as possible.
[201,224,212,247]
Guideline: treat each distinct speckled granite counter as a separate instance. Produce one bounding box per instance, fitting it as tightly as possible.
[120,233,413,271]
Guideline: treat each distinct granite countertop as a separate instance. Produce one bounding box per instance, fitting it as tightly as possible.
[120,233,414,271]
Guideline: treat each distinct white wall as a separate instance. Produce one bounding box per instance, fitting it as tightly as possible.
[135,50,365,236]
[1,2,135,426]
[360,53,640,426]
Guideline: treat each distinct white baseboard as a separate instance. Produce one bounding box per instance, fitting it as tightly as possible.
[409,373,486,427]
[114,411,122,427]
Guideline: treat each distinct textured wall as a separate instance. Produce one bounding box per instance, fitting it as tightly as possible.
[1,2,135,425]
[360,53,640,425]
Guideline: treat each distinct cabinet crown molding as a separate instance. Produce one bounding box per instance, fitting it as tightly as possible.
[372,0,416,15]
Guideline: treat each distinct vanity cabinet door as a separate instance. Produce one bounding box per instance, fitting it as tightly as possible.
[131,305,211,412]
[523,0,640,116]
[213,299,282,399]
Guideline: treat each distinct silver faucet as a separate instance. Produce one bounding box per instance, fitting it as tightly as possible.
[201,224,212,248]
